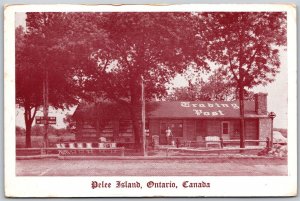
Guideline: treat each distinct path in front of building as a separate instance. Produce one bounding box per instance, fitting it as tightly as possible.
[16,157,287,176]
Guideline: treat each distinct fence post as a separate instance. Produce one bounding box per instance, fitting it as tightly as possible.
[121,147,125,157]
[266,137,270,150]
[220,137,224,148]
[176,138,180,148]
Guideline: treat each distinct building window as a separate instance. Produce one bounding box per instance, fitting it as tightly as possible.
[196,120,205,136]
[119,120,133,137]
[160,120,183,137]
[100,120,114,137]
[222,121,229,135]
[231,121,240,139]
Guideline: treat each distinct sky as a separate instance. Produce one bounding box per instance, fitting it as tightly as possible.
[15,12,288,129]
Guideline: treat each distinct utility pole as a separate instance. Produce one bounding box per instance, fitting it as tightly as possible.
[141,76,147,156]
[43,68,49,148]
[269,112,276,148]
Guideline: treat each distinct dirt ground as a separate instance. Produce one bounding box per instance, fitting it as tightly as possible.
[16,157,287,176]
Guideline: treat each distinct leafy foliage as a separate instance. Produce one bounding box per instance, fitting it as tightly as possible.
[202,12,287,89]
[200,12,287,147]
[25,12,84,108]
[16,13,91,147]
[16,12,286,149]
[81,13,208,149]
[167,70,255,101]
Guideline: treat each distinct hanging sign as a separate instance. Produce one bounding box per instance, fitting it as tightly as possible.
[35,116,56,125]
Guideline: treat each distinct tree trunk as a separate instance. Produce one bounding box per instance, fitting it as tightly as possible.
[239,86,245,148]
[131,110,141,151]
[24,106,32,148]
[24,104,37,148]
[129,81,142,151]
[25,122,32,148]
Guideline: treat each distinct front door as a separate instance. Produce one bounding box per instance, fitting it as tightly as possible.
[160,120,183,144]
[221,121,230,140]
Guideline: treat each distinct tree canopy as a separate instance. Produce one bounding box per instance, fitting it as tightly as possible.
[16,11,287,149]
[79,12,209,148]
[203,12,286,90]
[84,12,208,101]
[16,13,88,147]
[201,12,287,147]
[167,70,254,102]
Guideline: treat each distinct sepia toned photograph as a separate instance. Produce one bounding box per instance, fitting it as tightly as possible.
[5,4,297,197]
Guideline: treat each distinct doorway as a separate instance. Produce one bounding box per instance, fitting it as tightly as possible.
[160,120,183,144]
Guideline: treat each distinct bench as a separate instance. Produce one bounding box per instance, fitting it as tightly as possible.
[205,136,222,149]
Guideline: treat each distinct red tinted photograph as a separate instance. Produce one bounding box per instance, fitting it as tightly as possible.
[15,11,288,176]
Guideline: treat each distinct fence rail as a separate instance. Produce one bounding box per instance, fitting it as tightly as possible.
[177,137,275,149]
[16,147,125,157]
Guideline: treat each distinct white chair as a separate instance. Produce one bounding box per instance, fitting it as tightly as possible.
[56,143,69,155]
[76,142,84,154]
[77,142,83,148]
[56,143,66,148]
[111,143,116,148]
[86,142,93,154]
[69,143,76,149]
[68,143,77,154]
[98,143,105,154]
[86,142,93,149]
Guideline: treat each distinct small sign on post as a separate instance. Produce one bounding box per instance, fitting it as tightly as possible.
[47,117,56,124]
[35,116,56,125]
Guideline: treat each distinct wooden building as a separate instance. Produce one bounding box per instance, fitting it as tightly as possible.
[72,93,271,146]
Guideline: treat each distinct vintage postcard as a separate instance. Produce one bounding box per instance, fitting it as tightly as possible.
[4,4,297,197]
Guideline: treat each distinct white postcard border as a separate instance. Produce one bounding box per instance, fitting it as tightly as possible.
[4,4,297,197]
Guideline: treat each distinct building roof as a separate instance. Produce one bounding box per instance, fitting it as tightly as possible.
[73,100,268,120]
[73,102,131,120]
[147,101,262,118]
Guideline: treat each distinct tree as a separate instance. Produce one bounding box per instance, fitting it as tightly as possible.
[202,12,287,148]
[16,13,87,147]
[16,126,25,136]
[16,26,43,148]
[83,13,208,150]
[167,70,254,101]
[63,114,76,132]
[25,12,84,109]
